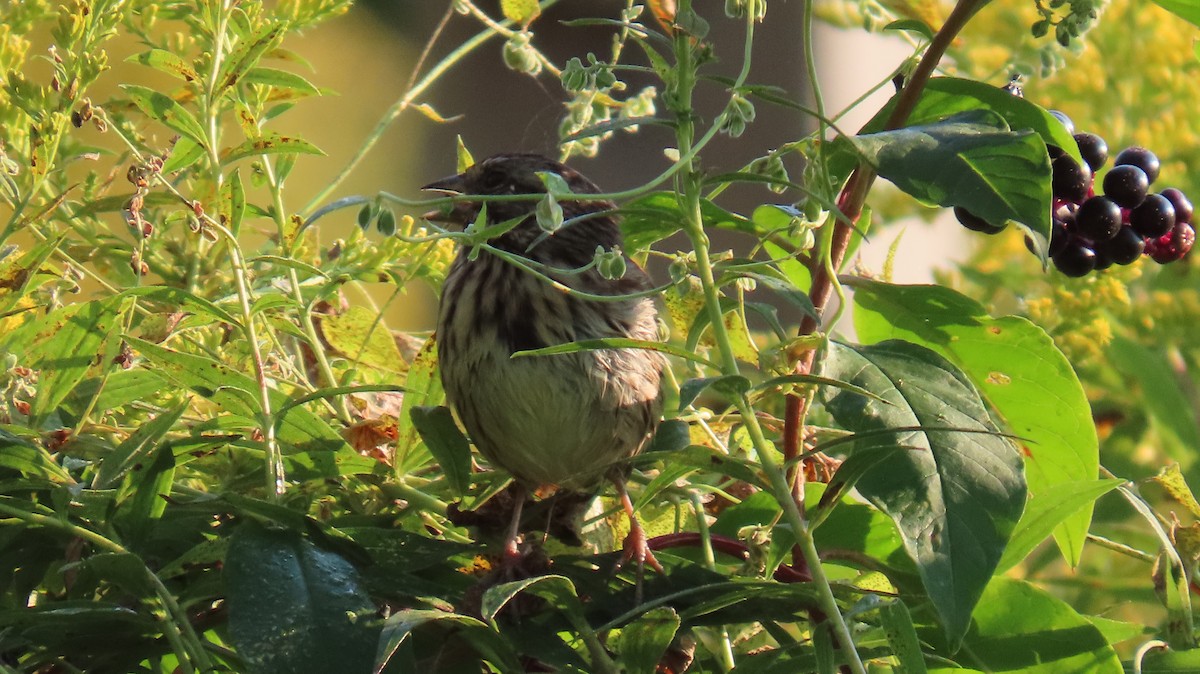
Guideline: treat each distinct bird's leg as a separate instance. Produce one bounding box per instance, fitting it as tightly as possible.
[612,477,663,603]
[503,483,527,566]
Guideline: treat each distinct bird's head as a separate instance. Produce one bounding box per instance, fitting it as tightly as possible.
[422,153,619,256]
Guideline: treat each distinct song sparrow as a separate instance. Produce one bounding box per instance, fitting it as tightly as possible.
[424,153,664,572]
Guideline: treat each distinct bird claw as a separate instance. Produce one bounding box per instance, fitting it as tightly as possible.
[616,523,664,574]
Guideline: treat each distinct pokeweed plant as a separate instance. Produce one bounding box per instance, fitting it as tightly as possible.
[2,0,1200,672]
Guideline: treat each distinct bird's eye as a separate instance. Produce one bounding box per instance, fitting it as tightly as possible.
[479,169,507,192]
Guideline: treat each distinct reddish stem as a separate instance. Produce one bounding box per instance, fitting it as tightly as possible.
[648,532,813,582]
[779,0,987,568]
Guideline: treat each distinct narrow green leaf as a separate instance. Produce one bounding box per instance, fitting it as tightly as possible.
[678,375,751,411]
[410,406,471,496]
[218,22,288,93]
[64,552,153,596]
[121,85,209,146]
[0,236,65,316]
[374,609,520,674]
[883,19,935,40]
[243,67,321,96]
[0,434,71,483]
[120,444,175,543]
[820,340,1026,644]
[481,575,582,624]
[851,279,1098,567]
[222,132,323,165]
[161,135,206,174]
[620,192,755,251]
[126,49,198,82]
[226,522,379,674]
[96,401,188,488]
[117,285,241,328]
[880,599,928,674]
[222,168,246,237]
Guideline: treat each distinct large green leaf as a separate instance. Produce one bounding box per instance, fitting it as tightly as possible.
[962,577,1122,672]
[848,110,1051,255]
[1151,0,1200,28]
[850,279,1099,566]
[862,77,1082,166]
[820,340,1026,643]
[226,522,379,674]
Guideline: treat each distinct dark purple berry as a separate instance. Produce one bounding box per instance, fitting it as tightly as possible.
[1073,133,1108,171]
[1092,246,1115,271]
[1095,225,1145,265]
[1129,194,1176,238]
[1075,196,1122,241]
[1146,221,1195,263]
[954,206,1006,234]
[1052,154,1092,203]
[1050,110,1075,135]
[1102,165,1150,208]
[1113,146,1160,184]
[1049,218,1069,256]
[1053,240,1096,276]
[1160,187,1193,223]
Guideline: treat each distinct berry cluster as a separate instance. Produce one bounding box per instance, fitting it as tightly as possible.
[954,110,1195,277]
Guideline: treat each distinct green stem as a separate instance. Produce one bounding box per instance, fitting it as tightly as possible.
[301,0,563,215]
[263,158,353,424]
[670,4,866,672]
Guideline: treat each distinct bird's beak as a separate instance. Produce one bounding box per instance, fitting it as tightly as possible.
[421,173,466,195]
[421,173,467,222]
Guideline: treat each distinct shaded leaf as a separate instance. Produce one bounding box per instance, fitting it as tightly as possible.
[410,406,471,496]
[848,110,1051,254]
[618,607,681,673]
[226,522,378,674]
[820,340,1026,643]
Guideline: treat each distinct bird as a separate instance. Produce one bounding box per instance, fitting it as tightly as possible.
[423,152,665,578]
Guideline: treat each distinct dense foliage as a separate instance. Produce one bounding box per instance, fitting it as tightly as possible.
[3,0,1200,672]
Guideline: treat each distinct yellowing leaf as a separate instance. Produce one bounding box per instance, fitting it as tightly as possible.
[456,134,475,173]
[221,132,323,165]
[320,306,406,377]
[501,0,541,26]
